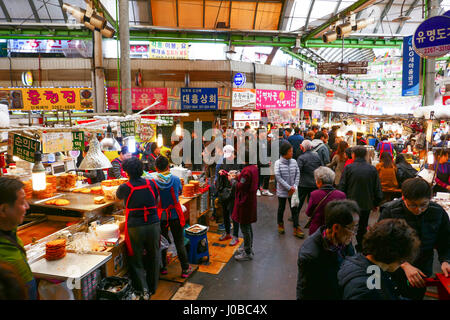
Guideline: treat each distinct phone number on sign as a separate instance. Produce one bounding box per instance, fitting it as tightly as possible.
[418,44,450,56]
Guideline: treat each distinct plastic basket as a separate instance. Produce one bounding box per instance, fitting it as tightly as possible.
[96,276,132,300]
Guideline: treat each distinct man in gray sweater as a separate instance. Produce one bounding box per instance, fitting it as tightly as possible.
[275,142,303,238]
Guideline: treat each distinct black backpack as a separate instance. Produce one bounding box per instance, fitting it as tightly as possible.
[216,173,233,202]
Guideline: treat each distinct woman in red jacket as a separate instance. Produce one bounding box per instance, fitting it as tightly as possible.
[229,149,259,261]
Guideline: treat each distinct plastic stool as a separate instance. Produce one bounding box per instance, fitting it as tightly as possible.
[185,232,209,264]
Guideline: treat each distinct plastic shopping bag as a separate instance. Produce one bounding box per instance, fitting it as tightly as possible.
[291,188,300,208]
[38,279,75,300]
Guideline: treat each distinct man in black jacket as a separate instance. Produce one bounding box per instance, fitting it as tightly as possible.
[297,200,359,300]
[379,178,450,300]
[338,146,383,251]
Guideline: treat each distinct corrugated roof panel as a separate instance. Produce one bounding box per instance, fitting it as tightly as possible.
[205,0,230,28]
[253,2,282,30]
[179,0,203,28]
[230,1,257,30]
[152,0,177,27]
[7,0,35,22]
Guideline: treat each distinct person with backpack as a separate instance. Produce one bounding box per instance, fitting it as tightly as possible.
[153,156,193,279]
[215,145,241,246]
[376,136,395,159]
[311,131,330,165]
[395,154,418,188]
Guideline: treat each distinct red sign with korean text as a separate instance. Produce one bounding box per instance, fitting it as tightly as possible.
[256,90,297,109]
[106,87,168,111]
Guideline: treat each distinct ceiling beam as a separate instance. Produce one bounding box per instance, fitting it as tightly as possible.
[265,46,279,64]
[228,0,232,28]
[280,47,317,67]
[0,0,11,22]
[278,0,295,31]
[373,0,395,34]
[302,0,377,42]
[148,0,153,25]
[333,0,343,15]
[203,0,205,28]
[28,0,41,23]
[304,0,316,31]
[176,0,179,27]
[395,0,419,34]
[57,0,68,23]
[253,1,259,29]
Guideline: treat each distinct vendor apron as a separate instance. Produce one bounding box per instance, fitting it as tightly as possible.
[434,164,450,193]
[157,187,185,228]
[107,158,126,180]
[85,170,92,185]
[123,179,159,256]
[379,142,393,158]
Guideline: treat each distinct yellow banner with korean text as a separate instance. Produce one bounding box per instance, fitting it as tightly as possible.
[0,87,94,111]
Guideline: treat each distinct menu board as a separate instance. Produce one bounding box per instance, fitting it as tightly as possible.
[42,132,73,154]
[11,134,41,163]
[72,131,85,151]
[120,120,136,138]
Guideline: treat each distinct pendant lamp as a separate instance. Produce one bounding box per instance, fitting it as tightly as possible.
[79,135,113,170]
[100,124,121,151]
[32,151,46,191]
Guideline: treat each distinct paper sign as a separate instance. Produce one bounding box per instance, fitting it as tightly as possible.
[232,88,256,109]
[42,132,73,154]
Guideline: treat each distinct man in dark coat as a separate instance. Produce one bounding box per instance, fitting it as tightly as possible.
[338,219,420,300]
[230,149,259,261]
[297,200,358,300]
[378,178,450,300]
[338,146,383,251]
[297,140,322,213]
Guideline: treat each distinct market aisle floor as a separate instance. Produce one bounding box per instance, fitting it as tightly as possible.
[189,195,315,300]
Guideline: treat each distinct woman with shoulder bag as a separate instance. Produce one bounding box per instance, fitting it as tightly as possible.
[305,167,346,235]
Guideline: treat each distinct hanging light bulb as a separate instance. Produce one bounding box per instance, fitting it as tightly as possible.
[100,124,121,151]
[127,136,136,154]
[32,151,46,191]
[176,123,182,136]
[427,151,434,165]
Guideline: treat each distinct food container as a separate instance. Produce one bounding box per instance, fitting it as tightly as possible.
[185,224,208,236]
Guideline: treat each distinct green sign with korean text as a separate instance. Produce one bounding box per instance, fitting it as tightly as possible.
[159,116,174,126]
[72,131,85,151]
[12,134,40,163]
[120,120,136,138]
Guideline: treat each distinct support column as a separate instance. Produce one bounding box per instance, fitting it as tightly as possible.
[424,0,439,106]
[119,0,132,114]
[94,30,106,113]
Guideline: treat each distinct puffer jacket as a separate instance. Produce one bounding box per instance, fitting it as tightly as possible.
[297,150,322,188]
[274,157,300,198]
[338,253,402,300]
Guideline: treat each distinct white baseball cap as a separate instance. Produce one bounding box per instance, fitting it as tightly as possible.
[223,145,234,158]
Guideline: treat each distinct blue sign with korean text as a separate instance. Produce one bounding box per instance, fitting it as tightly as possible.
[181,88,218,110]
[413,15,450,58]
[402,36,420,97]
[305,83,316,91]
[233,73,246,87]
